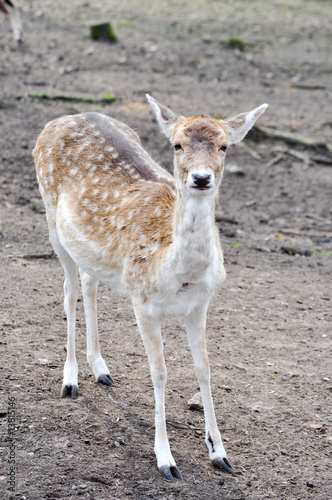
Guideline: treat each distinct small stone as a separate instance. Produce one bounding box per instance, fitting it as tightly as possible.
[187,392,203,410]
[247,480,252,487]
[84,439,90,444]
[219,478,225,485]
[306,481,314,488]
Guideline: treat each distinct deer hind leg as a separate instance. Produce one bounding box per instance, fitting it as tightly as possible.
[185,304,234,474]
[133,304,183,481]
[79,269,113,386]
[49,228,79,398]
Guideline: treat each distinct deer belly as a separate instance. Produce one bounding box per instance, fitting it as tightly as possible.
[56,208,126,293]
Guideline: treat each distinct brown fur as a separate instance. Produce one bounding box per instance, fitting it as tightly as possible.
[34,113,176,296]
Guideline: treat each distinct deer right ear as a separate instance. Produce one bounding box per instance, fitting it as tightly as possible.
[146,94,178,141]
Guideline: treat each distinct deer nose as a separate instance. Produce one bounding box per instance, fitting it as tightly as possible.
[192,173,211,188]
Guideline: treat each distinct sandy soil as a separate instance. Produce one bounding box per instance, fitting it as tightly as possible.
[1,1,331,498]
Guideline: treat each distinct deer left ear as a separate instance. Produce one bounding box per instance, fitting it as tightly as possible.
[146,94,179,141]
[223,104,268,145]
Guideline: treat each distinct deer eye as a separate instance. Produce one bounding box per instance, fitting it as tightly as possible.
[173,144,183,152]
[219,145,228,153]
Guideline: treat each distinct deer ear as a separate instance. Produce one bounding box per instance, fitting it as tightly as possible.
[223,104,268,145]
[146,94,179,141]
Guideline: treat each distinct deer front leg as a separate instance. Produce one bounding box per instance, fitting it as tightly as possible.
[79,269,113,386]
[133,304,183,481]
[185,304,234,473]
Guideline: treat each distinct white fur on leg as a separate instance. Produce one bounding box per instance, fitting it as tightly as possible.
[88,354,111,381]
[134,304,177,471]
[49,229,79,394]
[80,269,112,382]
[185,304,229,464]
[62,358,79,388]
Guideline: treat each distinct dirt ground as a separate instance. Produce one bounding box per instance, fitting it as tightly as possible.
[1,1,331,498]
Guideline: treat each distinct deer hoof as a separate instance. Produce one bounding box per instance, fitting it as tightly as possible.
[60,384,78,398]
[212,457,234,474]
[97,374,114,386]
[159,465,183,481]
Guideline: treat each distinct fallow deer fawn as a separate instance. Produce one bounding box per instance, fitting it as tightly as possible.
[33,95,267,480]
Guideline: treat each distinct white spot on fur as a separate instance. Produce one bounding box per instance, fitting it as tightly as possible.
[70,167,78,176]
[148,242,160,254]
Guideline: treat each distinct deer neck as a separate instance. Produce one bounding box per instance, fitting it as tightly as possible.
[170,188,217,283]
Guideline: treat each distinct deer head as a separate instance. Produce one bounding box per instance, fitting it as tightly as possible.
[146,94,267,197]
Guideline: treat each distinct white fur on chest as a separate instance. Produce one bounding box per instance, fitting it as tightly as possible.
[146,261,223,318]
[147,193,225,318]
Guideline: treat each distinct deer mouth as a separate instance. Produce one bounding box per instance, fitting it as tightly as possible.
[192,185,211,191]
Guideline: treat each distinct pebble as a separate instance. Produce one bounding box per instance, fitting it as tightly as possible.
[306,481,314,488]
[187,392,203,410]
